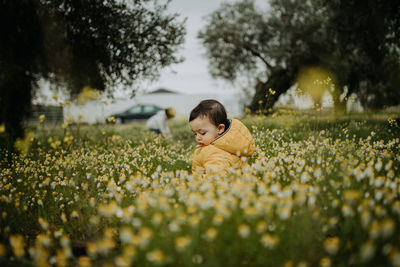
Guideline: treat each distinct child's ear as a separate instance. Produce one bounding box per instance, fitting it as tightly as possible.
[217,124,225,134]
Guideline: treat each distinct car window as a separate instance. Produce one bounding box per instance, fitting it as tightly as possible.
[143,105,157,113]
[127,106,142,114]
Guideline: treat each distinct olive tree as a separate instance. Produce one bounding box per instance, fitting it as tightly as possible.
[199,0,400,113]
[0,0,185,147]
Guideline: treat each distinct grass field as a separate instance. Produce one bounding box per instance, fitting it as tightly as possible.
[1,111,400,267]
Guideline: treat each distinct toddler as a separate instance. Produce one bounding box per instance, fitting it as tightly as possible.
[189,99,255,175]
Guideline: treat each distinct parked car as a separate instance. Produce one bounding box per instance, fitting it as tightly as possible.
[106,104,162,124]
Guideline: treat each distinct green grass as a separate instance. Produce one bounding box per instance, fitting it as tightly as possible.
[0,111,399,267]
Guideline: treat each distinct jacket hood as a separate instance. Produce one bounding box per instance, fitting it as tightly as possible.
[211,118,255,156]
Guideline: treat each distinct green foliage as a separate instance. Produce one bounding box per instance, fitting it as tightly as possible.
[199,0,400,113]
[319,0,400,109]
[0,0,186,146]
[38,0,186,94]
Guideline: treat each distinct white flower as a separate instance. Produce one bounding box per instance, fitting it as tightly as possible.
[360,241,375,262]
[300,172,311,183]
[238,224,250,238]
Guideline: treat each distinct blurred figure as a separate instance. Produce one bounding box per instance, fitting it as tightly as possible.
[146,107,175,138]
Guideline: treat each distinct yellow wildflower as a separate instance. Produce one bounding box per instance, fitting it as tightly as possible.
[86,242,98,257]
[0,243,6,257]
[260,233,279,249]
[204,227,218,241]
[77,86,99,105]
[188,215,200,226]
[107,116,116,123]
[56,249,68,267]
[115,255,131,267]
[390,249,400,267]
[39,114,45,123]
[98,201,119,217]
[381,218,395,239]
[175,236,191,252]
[256,221,267,234]
[268,88,276,95]
[360,240,375,262]
[36,233,52,247]
[119,227,134,244]
[320,257,332,267]
[324,237,339,255]
[0,123,6,133]
[9,234,25,257]
[14,131,34,155]
[78,256,91,267]
[151,212,163,226]
[343,190,361,204]
[146,249,164,263]
[238,224,251,238]
[38,217,49,230]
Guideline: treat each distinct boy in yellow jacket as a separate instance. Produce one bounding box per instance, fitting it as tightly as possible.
[189,99,255,176]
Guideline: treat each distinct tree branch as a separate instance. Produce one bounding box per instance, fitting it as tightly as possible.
[243,45,273,69]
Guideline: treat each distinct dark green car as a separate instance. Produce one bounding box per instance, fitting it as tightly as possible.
[106,104,162,124]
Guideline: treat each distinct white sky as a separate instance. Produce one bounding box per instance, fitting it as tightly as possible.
[142,0,269,95]
[35,0,269,103]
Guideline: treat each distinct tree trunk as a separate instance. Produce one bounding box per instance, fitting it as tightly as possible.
[0,66,33,152]
[249,67,296,114]
[330,85,347,115]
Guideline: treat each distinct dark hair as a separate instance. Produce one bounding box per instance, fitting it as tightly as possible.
[189,99,227,127]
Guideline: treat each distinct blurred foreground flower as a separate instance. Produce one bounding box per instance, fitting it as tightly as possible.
[78,256,91,267]
[320,257,332,267]
[39,114,45,123]
[146,249,164,263]
[107,116,116,123]
[296,66,337,106]
[0,244,5,257]
[14,131,34,155]
[175,236,191,252]
[260,233,279,249]
[360,240,375,262]
[204,227,218,241]
[324,237,339,255]
[38,217,49,230]
[0,123,6,133]
[77,86,99,105]
[238,224,251,238]
[10,234,25,257]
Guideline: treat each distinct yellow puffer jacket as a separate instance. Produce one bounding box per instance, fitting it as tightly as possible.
[192,118,255,176]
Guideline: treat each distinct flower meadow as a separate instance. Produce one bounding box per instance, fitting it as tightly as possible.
[1,112,400,267]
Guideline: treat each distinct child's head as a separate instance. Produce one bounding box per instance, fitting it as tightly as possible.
[165,107,175,119]
[189,99,227,146]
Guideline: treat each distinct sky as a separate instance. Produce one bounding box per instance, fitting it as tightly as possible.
[141,0,268,95]
[35,0,269,103]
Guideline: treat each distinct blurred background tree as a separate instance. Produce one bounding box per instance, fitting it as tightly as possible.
[322,0,400,109]
[198,0,400,114]
[0,0,185,148]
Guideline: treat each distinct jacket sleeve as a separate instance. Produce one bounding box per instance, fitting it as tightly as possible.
[192,156,204,174]
[202,149,231,175]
